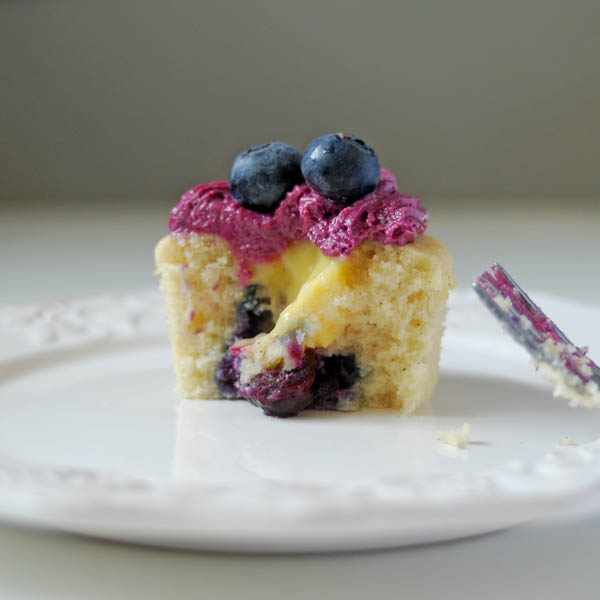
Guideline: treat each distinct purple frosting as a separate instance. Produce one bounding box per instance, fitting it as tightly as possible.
[169,168,427,281]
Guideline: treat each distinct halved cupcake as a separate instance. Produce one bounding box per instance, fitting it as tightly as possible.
[155,135,454,416]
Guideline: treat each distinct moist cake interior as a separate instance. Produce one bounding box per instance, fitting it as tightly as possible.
[155,232,454,414]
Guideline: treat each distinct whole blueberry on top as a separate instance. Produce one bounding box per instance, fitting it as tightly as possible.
[229,142,304,213]
[301,134,380,204]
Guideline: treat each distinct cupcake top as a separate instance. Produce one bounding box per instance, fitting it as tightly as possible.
[168,134,428,277]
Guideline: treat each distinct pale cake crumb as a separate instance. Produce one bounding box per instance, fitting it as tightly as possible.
[557,435,576,446]
[519,314,532,330]
[493,295,512,312]
[438,423,471,449]
[533,346,600,409]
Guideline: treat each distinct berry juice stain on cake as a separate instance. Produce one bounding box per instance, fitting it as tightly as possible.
[155,133,455,417]
[233,285,274,340]
[216,285,273,397]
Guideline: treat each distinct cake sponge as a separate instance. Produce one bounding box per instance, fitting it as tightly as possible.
[155,233,454,414]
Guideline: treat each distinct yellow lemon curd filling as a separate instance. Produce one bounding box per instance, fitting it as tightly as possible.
[233,240,350,382]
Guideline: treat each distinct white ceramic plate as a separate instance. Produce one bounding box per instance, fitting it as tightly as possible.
[1,289,600,552]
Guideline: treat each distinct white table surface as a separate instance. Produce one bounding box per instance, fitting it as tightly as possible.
[1,198,599,599]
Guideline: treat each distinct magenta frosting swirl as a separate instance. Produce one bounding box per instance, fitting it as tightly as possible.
[169,168,427,278]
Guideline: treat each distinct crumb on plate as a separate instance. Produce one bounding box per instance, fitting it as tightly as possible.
[557,435,576,446]
[438,423,471,449]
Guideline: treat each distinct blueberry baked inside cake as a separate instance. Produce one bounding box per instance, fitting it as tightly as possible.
[155,134,455,416]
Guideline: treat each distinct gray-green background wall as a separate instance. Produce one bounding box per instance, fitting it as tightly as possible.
[2,0,599,206]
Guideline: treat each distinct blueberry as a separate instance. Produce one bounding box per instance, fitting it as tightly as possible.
[310,353,359,410]
[238,349,318,417]
[301,134,380,204]
[236,349,361,417]
[229,142,304,212]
